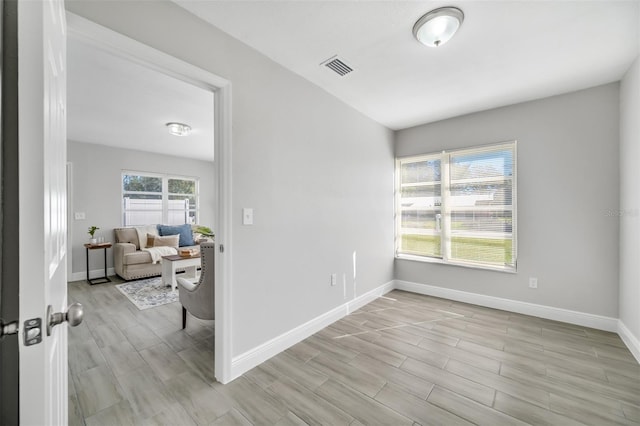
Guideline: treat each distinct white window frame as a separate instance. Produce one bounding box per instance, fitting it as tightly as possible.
[395,141,517,272]
[121,170,200,226]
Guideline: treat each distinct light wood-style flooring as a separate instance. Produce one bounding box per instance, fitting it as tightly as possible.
[68,278,640,425]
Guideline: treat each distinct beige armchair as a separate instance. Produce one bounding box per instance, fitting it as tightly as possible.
[176,242,215,329]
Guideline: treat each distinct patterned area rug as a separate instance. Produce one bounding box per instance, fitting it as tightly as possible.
[116,277,178,310]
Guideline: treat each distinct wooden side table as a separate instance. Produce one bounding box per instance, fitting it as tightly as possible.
[84,242,112,285]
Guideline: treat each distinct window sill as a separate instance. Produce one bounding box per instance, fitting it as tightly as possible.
[395,253,517,274]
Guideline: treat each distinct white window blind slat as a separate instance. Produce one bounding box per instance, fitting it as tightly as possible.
[396,142,517,271]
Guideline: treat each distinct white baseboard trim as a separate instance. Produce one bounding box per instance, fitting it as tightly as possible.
[192,277,635,384]
[347,280,396,314]
[394,280,619,332]
[229,280,395,382]
[618,320,640,363]
[69,268,115,282]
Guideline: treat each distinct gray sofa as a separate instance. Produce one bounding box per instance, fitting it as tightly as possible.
[113,225,204,281]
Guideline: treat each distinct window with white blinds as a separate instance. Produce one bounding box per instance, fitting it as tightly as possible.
[396,142,516,271]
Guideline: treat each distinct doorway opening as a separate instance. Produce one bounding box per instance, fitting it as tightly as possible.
[66,12,233,385]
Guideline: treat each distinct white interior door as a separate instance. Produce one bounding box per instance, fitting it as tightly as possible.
[18,0,69,424]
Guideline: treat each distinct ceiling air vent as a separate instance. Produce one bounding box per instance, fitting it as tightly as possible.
[321,55,354,77]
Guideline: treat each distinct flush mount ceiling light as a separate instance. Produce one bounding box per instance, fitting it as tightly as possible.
[413,6,464,47]
[166,122,192,136]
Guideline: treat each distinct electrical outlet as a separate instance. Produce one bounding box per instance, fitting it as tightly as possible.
[529,277,538,289]
[74,212,85,220]
[330,273,337,286]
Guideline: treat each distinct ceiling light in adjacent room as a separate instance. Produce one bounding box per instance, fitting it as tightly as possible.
[413,7,464,47]
[166,122,192,136]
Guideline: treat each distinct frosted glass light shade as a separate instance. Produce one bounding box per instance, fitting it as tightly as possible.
[166,122,192,136]
[413,7,464,47]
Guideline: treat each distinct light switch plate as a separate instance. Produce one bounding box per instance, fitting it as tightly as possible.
[243,208,254,225]
[74,212,86,220]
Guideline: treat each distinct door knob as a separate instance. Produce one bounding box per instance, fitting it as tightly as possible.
[46,303,83,336]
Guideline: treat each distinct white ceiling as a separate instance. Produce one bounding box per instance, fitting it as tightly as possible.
[175,0,640,130]
[67,37,215,161]
[68,1,639,155]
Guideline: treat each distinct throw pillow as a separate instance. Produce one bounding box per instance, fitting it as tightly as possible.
[135,225,159,249]
[146,233,156,247]
[157,224,195,247]
[153,234,179,248]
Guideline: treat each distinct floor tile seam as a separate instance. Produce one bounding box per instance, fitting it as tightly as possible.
[400,355,498,402]
[429,385,533,426]
[490,391,569,425]
[412,325,462,346]
[203,387,267,425]
[418,337,504,370]
[349,355,442,399]
[262,376,362,425]
[429,325,507,351]
[81,399,136,425]
[331,335,409,367]
[374,338,450,369]
[315,378,386,416]
[441,357,551,410]
[505,364,620,399]
[138,344,191,382]
[546,361,634,386]
[68,391,88,425]
[427,392,488,425]
[544,372,640,404]
[268,361,331,393]
[96,347,144,380]
[594,351,640,367]
[546,391,631,424]
[456,341,548,372]
[91,330,129,350]
[460,321,548,345]
[399,382,486,426]
[74,367,129,419]
[110,365,170,417]
[496,359,550,380]
[223,406,256,426]
[371,382,454,425]
[612,384,640,402]
[594,345,640,361]
[497,369,588,407]
[544,363,609,384]
[307,357,387,398]
[538,349,614,372]
[620,403,640,424]
[330,316,467,341]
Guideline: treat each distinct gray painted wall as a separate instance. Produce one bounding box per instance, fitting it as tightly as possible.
[395,84,620,318]
[620,56,640,340]
[66,1,395,356]
[68,140,215,275]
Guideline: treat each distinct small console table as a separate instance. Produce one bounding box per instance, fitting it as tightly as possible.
[84,242,112,285]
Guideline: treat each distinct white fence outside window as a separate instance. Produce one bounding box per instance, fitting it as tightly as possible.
[123,198,194,226]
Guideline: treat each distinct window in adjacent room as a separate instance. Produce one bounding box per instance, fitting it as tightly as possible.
[122,172,199,226]
[396,141,516,271]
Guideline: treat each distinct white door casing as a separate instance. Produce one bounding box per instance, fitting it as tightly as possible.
[18,1,68,424]
[67,12,233,383]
